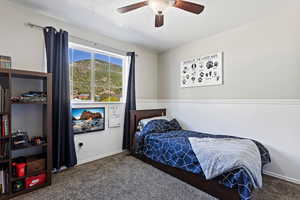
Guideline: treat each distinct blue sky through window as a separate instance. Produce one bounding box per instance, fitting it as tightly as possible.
[69,48,122,67]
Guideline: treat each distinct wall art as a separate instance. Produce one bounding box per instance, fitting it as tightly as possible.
[180,52,223,88]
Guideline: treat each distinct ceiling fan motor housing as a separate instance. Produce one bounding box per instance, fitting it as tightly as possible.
[149,0,174,14]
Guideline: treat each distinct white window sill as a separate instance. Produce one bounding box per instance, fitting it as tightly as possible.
[71,100,125,105]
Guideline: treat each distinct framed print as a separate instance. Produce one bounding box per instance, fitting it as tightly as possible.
[72,107,105,134]
[181,52,223,88]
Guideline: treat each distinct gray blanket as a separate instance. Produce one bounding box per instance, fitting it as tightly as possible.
[188,137,262,188]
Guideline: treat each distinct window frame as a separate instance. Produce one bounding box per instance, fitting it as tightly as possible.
[69,42,127,104]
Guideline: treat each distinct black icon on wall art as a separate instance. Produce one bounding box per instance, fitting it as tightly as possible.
[191,64,197,70]
[206,61,214,69]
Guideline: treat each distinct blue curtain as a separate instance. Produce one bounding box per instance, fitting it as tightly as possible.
[123,52,136,150]
[43,27,77,169]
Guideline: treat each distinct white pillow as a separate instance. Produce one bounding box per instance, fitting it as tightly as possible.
[137,116,170,131]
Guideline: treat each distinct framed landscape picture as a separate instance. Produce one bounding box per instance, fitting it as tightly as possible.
[72,107,105,134]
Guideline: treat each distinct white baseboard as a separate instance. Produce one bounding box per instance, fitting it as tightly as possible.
[73,150,300,186]
[264,170,300,185]
[76,153,300,186]
[77,150,124,166]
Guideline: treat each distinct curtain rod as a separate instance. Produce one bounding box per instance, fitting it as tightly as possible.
[25,22,138,57]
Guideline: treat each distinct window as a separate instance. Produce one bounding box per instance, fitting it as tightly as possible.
[69,43,126,102]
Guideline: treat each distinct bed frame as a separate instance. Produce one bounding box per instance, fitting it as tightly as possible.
[129,109,240,200]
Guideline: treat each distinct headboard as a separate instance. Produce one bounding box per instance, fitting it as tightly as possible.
[129,109,167,153]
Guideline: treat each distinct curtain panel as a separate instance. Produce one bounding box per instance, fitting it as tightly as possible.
[44,27,77,169]
[123,52,136,150]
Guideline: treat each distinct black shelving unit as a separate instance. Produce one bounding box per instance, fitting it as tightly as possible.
[0,68,52,199]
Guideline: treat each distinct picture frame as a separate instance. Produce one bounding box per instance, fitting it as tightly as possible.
[72,107,105,134]
[180,52,223,88]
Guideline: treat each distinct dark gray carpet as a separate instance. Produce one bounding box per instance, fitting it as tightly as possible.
[12,153,300,200]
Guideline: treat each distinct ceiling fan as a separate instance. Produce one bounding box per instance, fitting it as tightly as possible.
[117,0,205,28]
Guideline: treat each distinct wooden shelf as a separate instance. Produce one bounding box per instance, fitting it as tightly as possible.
[10,182,50,198]
[11,170,46,182]
[0,68,49,80]
[12,143,47,151]
[0,194,9,200]
[10,101,47,105]
[0,136,10,140]
[0,159,9,164]
[0,68,10,75]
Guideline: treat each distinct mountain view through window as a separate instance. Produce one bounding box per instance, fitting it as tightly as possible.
[69,44,124,102]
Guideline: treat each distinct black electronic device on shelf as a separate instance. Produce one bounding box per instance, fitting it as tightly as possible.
[12,130,30,149]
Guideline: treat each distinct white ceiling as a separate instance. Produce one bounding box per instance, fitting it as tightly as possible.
[9,0,291,52]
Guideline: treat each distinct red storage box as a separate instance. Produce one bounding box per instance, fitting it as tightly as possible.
[25,173,46,189]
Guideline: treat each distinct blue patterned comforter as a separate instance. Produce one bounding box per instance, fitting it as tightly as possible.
[135,130,271,200]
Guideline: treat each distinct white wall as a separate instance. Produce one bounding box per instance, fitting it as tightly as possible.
[73,100,161,165]
[158,5,300,99]
[157,3,300,183]
[72,103,124,164]
[158,99,300,184]
[0,1,158,164]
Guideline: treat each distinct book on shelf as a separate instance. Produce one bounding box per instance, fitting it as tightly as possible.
[0,115,9,137]
[0,85,8,113]
[0,167,8,194]
[0,141,9,161]
[0,56,11,69]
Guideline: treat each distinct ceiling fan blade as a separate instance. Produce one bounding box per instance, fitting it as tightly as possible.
[155,14,164,27]
[117,1,148,13]
[173,0,204,14]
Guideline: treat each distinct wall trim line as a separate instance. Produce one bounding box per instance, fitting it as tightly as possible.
[137,99,159,103]
[264,170,300,185]
[76,150,123,166]
[157,99,300,105]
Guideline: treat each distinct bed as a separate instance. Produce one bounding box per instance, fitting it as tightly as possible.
[129,109,271,200]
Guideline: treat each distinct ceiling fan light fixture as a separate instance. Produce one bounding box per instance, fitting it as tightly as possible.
[117,0,204,27]
[148,0,171,14]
